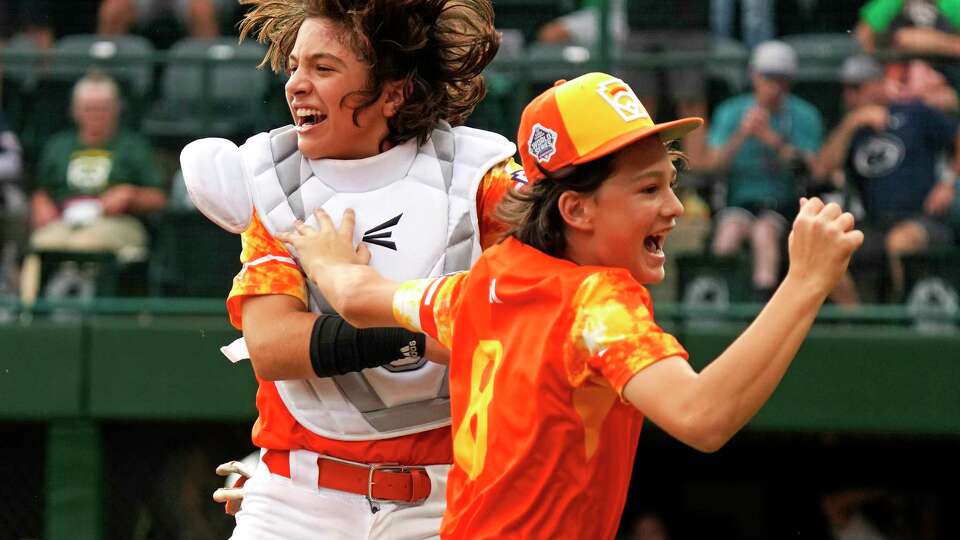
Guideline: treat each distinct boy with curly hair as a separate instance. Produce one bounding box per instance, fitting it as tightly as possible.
[180,1,524,538]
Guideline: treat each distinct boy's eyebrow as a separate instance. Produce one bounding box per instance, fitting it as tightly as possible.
[288,52,346,67]
[630,169,676,181]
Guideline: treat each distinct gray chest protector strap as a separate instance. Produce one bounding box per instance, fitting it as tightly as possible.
[241,121,515,440]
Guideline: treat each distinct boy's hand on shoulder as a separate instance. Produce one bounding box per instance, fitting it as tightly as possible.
[277,207,371,282]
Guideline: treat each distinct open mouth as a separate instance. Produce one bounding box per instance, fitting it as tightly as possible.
[295,108,327,131]
[643,234,665,256]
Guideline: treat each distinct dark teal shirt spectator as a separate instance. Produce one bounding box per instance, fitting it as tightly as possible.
[708,94,824,213]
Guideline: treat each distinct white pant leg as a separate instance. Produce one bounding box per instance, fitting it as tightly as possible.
[369,464,449,540]
[230,455,375,540]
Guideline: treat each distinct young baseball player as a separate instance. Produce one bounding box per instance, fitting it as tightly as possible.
[179,0,525,538]
[279,72,864,539]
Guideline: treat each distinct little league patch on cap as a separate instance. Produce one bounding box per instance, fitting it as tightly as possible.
[528,123,559,163]
[516,72,703,183]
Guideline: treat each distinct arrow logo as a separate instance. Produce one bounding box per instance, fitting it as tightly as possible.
[362,213,402,251]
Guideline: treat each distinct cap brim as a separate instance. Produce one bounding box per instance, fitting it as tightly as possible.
[571,117,704,166]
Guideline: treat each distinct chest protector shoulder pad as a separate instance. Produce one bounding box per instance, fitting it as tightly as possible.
[186,122,515,440]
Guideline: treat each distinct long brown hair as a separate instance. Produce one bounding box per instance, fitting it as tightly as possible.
[238,0,499,148]
[496,148,688,258]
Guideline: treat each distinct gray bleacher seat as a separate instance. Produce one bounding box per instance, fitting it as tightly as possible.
[1,33,45,90]
[52,34,155,96]
[780,32,863,82]
[709,37,750,94]
[141,37,269,139]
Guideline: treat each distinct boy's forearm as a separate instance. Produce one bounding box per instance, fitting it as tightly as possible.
[315,264,401,328]
[694,275,825,438]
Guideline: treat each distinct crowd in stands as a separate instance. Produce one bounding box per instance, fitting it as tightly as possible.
[1,0,959,310]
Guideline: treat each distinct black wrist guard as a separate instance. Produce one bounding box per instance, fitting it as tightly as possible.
[309,315,427,377]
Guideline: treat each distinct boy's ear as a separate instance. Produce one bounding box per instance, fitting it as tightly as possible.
[382,79,408,118]
[558,190,594,233]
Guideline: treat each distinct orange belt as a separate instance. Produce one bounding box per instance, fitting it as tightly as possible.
[262,450,432,504]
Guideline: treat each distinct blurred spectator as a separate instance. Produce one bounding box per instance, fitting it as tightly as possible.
[97,0,227,40]
[885,57,959,111]
[0,111,26,296]
[841,55,889,112]
[536,0,709,167]
[711,0,775,49]
[822,488,939,540]
[813,53,958,302]
[0,0,54,48]
[28,71,166,265]
[704,40,824,300]
[621,512,671,540]
[536,0,629,49]
[855,0,960,54]
[854,0,960,87]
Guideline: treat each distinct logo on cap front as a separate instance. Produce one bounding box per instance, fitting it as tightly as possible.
[596,78,648,122]
[528,123,558,164]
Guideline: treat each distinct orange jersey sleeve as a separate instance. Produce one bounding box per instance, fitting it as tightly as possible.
[392,272,469,350]
[566,270,688,396]
[226,212,308,329]
[475,157,526,249]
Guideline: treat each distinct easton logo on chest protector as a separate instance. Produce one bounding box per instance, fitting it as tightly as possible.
[362,213,402,250]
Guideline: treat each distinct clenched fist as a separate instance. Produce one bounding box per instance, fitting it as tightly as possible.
[786,197,864,299]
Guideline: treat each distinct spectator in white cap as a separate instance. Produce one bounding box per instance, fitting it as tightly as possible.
[703,40,825,301]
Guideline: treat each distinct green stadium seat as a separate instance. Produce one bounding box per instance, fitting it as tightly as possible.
[149,209,240,298]
[780,33,863,128]
[1,33,44,89]
[0,34,46,142]
[676,253,754,311]
[470,29,526,137]
[780,33,862,82]
[52,34,155,97]
[902,249,960,331]
[33,250,121,300]
[141,37,270,140]
[524,42,596,86]
[708,37,750,95]
[14,35,155,163]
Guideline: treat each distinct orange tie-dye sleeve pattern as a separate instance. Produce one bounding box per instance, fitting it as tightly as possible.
[565,270,688,395]
[475,157,526,249]
[392,272,469,350]
[225,212,308,329]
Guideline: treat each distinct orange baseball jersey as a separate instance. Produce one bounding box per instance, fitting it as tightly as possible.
[226,158,525,464]
[392,236,688,539]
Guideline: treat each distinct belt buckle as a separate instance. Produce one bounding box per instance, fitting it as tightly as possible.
[367,462,416,504]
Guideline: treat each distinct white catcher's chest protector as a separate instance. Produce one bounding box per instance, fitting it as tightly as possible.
[182,122,515,440]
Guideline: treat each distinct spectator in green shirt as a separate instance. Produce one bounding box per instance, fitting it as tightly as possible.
[855,0,960,88]
[29,71,167,263]
[856,0,960,54]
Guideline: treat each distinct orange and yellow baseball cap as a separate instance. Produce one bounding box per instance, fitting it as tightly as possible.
[517,72,703,183]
